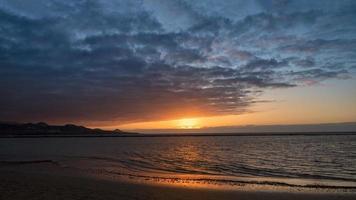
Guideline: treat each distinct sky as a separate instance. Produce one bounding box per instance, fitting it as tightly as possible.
[0,0,355,131]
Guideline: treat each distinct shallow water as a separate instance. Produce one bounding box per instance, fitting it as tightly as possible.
[1,135,356,188]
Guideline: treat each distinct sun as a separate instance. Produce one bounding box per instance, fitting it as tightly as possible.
[177,118,201,129]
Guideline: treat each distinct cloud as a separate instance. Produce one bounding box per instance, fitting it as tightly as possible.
[0,0,355,125]
[143,0,201,32]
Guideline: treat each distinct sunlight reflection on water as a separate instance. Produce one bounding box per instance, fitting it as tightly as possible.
[1,135,356,188]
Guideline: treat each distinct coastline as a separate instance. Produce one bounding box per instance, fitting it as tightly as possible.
[1,131,356,138]
[1,162,355,200]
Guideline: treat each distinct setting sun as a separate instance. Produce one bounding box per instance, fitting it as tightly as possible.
[177,118,201,129]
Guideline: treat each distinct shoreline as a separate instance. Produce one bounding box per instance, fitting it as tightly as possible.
[1,162,356,200]
[1,131,356,138]
[2,160,356,191]
[1,168,356,200]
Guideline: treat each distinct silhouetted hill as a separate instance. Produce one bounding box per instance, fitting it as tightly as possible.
[0,122,137,137]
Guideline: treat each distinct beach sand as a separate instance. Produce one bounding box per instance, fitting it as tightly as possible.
[1,164,356,200]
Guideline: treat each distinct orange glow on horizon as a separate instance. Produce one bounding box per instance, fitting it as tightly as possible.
[177,118,201,129]
[94,79,356,131]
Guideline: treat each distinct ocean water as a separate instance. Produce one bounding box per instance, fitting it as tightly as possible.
[1,135,356,188]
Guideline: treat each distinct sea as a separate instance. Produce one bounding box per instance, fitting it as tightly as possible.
[1,134,356,188]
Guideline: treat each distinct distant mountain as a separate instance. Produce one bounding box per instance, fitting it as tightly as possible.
[0,122,137,137]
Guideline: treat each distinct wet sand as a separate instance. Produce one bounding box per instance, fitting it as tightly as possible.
[1,165,355,200]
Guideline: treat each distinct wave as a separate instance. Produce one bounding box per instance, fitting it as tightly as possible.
[96,168,356,189]
[63,156,356,189]
[74,155,356,183]
[0,159,59,165]
[1,157,356,189]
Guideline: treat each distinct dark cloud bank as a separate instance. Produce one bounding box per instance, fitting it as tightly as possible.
[0,0,355,125]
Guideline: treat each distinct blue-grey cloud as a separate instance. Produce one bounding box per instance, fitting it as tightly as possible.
[0,0,355,125]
